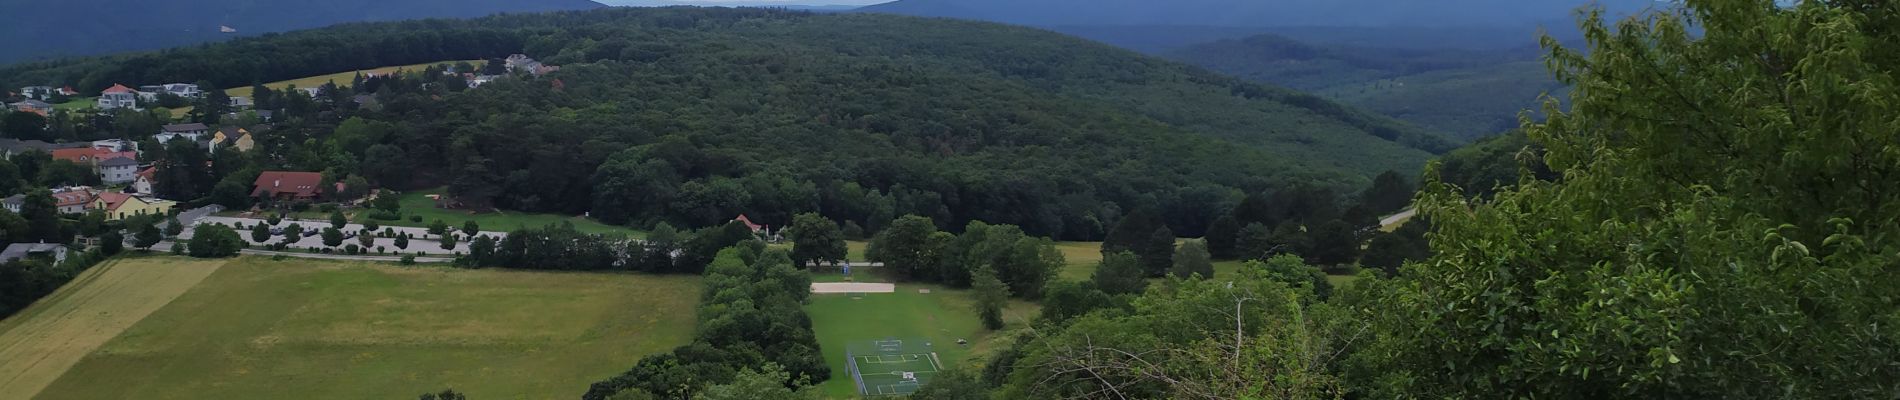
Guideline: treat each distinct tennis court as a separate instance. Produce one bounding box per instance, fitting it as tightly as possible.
[844,339,942,396]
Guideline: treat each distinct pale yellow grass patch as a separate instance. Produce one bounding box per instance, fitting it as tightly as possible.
[0,257,226,399]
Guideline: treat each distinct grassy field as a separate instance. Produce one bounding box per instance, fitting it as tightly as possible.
[806,285,1036,398]
[374,188,645,237]
[52,98,94,111]
[226,60,484,99]
[0,257,228,400]
[26,257,699,400]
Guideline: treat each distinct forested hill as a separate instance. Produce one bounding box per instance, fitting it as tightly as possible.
[1,7,1447,240]
[0,0,604,64]
[857,0,1657,29]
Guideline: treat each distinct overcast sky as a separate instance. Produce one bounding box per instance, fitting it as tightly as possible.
[598,0,891,5]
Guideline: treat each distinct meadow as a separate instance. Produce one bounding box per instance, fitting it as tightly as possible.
[12,256,698,400]
[225,60,484,99]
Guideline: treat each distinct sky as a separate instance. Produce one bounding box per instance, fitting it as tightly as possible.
[598,0,890,6]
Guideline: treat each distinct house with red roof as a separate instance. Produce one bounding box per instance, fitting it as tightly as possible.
[97,84,139,110]
[734,214,766,233]
[132,167,157,194]
[252,171,338,201]
[51,147,136,167]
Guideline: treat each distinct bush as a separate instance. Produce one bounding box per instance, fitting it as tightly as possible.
[410,215,423,223]
[400,255,416,265]
[368,209,401,221]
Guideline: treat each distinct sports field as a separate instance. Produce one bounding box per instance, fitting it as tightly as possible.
[5,256,698,400]
[225,60,484,99]
[806,282,1036,398]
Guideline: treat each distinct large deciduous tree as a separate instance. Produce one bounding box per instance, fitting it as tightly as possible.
[785,213,846,268]
[1348,2,1900,398]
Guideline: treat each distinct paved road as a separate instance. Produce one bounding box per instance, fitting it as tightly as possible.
[145,240,457,263]
[1379,207,1417,230]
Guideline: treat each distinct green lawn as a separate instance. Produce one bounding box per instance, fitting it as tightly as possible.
[33,257,700,400]
[226,60,485,99]
[806,284,1036,398]
[374,188,645,237]
[53,97,94,111]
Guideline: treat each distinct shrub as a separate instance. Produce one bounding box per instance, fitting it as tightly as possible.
[400,255,417,265]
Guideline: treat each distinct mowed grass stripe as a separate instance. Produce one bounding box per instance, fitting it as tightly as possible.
[0,257,228,400]
[34,257,698,400]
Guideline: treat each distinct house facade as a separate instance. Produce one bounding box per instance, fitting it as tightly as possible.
[157,123,209,143]
[132,167,156,194]
[252,171,327,201]
[91,192,175,220]
[97,84,140,110]
[100,157,139,184]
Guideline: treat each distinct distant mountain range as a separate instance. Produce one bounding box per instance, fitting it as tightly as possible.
[857,0,1658,29]
[0,0,605,65]
[601,0,868,10]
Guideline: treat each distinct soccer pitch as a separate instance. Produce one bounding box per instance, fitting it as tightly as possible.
[846,339,943,396]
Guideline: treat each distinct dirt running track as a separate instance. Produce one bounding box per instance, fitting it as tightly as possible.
[0,258,226,399]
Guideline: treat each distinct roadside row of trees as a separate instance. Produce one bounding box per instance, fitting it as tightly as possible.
[583,246,826,400]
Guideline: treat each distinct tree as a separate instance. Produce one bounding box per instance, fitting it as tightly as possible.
[1234,223,1273,261]
[865,215,939,280]
[427,219,449,236]
[187,224,244,258]
[19,189,62,242]
[1359,170,1415,215]
[1303,219,1359,266]
[1089,251,1147,296]
[1101,207,1162,256]
[840,220,865,240]
[134,224,162,250]
[417,389,466,400]
[971,265,1010,330]
[1350,3,1900,398]
[909,368,990,400]
[99,230,123,255]
[696,363,819,400]
[2,111,49,141]
[1360,219,1430,276]
[786,213,846,268]
[329,210,347,228]
[1139,226,1175,277]
[1170,239,1214,279]
[394,234,410,250]
[320,227,344,247]
[163,217,184,238]
[440,233,458,251]
[460,220,479,236]
[0,209,26,243]
[1204,214,1240,259]
[357,231,375,249]
[250,223,271,243]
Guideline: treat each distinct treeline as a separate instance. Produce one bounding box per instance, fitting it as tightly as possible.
[865,216,1064,298]
[583,246,826,400]
[457,221,755,275]
[6,7,1445,242]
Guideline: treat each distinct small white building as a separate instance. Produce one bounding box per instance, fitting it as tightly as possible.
[99,157,140,184]
[157,123,210,143]
[162,83,202,98]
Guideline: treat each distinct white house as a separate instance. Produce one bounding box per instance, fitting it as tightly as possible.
[161,83,202,98]
[157,123,210,143]
[132,167,155,194]
[228,96,253,108]
[18,86,56,100]
[97,84,140,110]
[100,157,139,184]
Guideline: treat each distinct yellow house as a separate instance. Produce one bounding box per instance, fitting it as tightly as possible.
[213,126,256,152]
[92,192,176,220]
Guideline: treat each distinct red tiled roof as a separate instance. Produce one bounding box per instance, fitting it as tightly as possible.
[137,167,156,180]
[95,191,134,211]
[102,84,134,94]
[735,214,764,232]
[252,171,325,199]
[53,190,94,208]
[50,148,135,165]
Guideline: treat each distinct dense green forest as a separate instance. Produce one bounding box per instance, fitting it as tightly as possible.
[904,1,1900,398]
[1168,34,1566,141]
[1,7,1447,240]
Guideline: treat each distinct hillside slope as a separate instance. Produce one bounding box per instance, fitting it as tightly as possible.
[0,0,604,64]
[0,8,1445,240]
[858,0,1657,28]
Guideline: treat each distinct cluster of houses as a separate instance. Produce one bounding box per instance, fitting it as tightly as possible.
[0,186,176,221]
[5,86,78,116]
[0,138,143,184]
[156,123,256,153]
[95,83,221,111]
[465,54,561,88]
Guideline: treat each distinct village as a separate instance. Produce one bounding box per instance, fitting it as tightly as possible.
[0,55,558,264]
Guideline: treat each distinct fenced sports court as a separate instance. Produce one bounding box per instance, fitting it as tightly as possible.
[844,338,943,396]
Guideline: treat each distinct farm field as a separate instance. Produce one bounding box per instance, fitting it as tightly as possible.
[374,188,645,238]
[225,60,485,99]
[18,257,698,400]
[806,284,1037,398]
[0,257,227,400]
